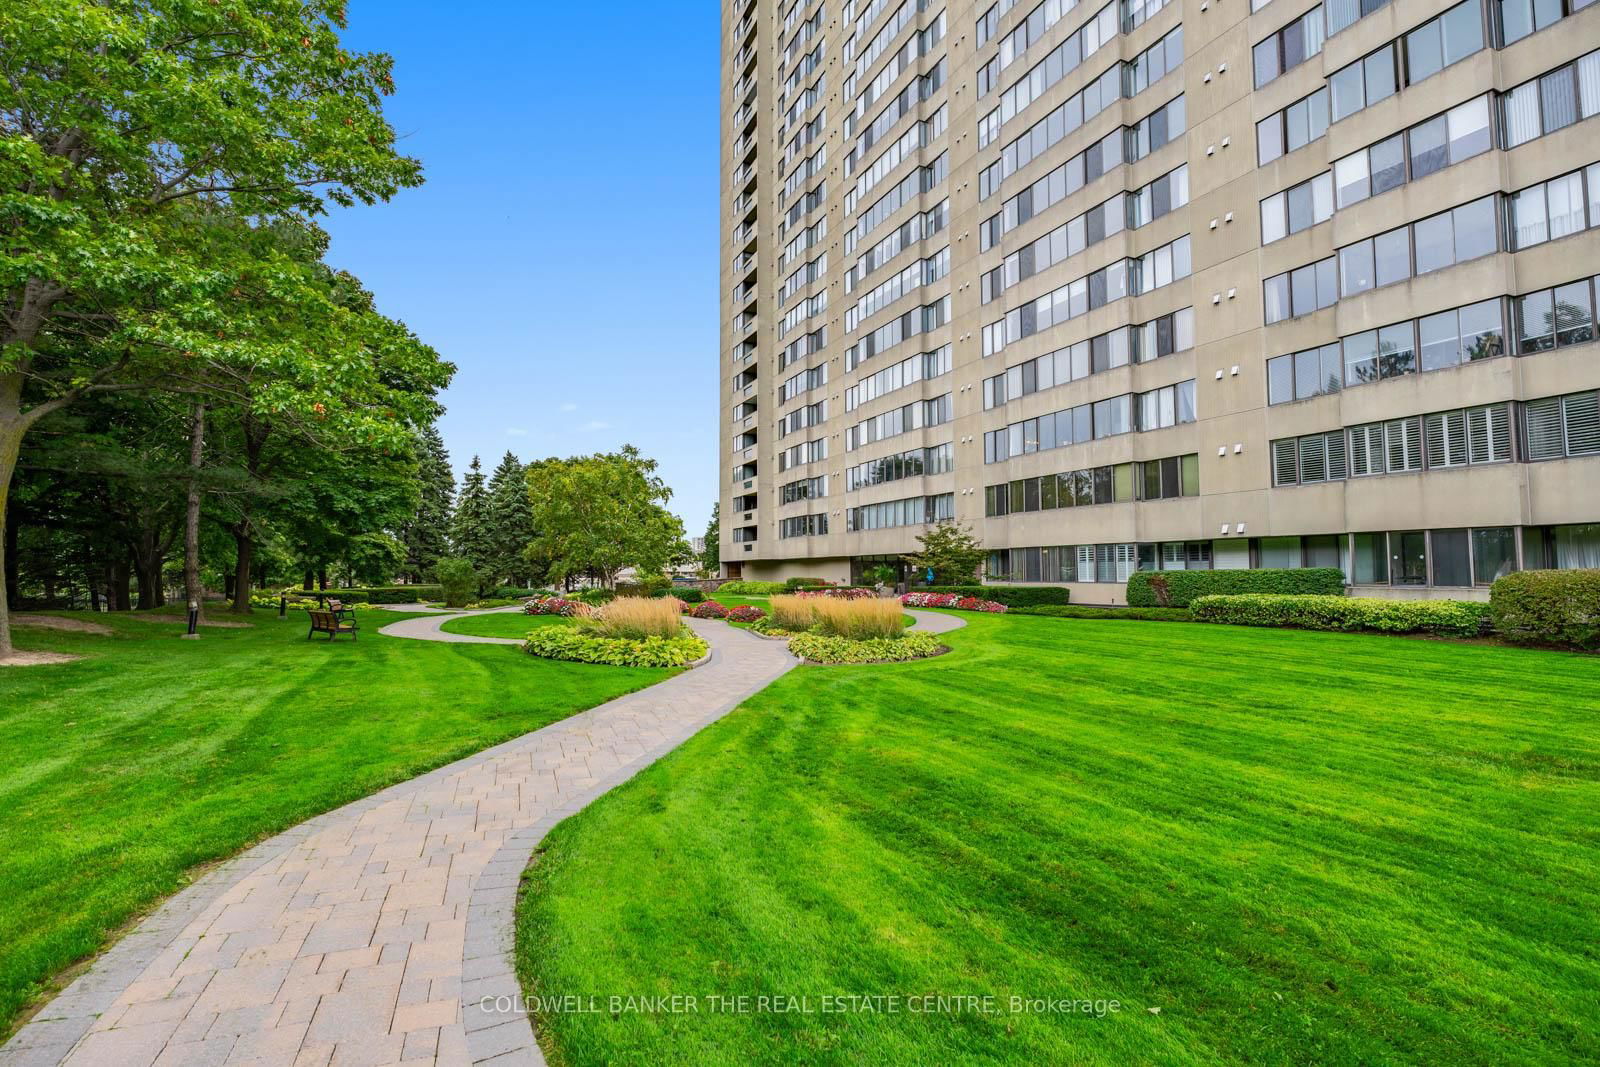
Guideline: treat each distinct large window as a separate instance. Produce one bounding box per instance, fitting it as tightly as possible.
[982,381,1196,463]
[984,454,1199,515]
[1344,298,1505,384]
[1267,344,1342,404]
[1328,1,1483,123]
[1332,96,1491,208]
[1507,164,1600,250]
[983,309,1194,409]
[1264,257,1337,324]
[1337,196,1498,296]
[1500,49,1600,148]
[1514,277,1598,353]
[1496,0,1599,47]
[1261,173,1333,244]
[846,493,954,532]
[1254,6,1325,88]
[1257,86,1331,165]
[1524,390,1600,459]
[1271,430,1349,485]
[778,514,828,538]
[845,443,953,491]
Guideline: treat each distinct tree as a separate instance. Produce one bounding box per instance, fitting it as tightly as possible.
[524,446,687,589]
[451,456,493,584]
[903,522,987,586]
[1,0,424,656]
[435,558,476,609]
[702,504,721,574]
[398,427,454,582]
[485,451,540,588]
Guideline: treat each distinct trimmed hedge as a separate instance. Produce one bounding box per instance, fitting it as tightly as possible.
[921,585,1071,608]
[788,631,944,664]
[570,588,616,606]
[522,625,707,667]
[1191,594,1489,636]
[1490,569,1600,649]
[783,577,831,591]
[1127,568,1345,608]
[672,588,707,604]
[715,580,787,595]
[292,586,445,605]
[1013,605,1193,622]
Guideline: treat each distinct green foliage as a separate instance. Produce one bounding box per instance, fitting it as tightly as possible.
[525,447,687,588]
[1013,604,1194,622]
[671,589,706,604]
[902,523,986,586]
[358,585,442,604]
[861,566,900,588]
[787,631,944,664]
[398,427,454,582]
[492,586,544,599]
[570,589,616,606]
[450,456,494,583]
[923,585,1071,607]
[522,625,707,668]
[1191,594,1490,636]
[1490,570,1600,649]
[1127,568,1347,607]
[782,577,830,591]
[715,580,786,595]
[485,452,542,588]
[616,574,673,598]
[702,505,721,573]
[435,558,477,609]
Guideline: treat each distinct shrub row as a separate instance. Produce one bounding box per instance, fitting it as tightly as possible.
[715,580,787,595]
[672,588,707,603]
[1011,605,1194,622]
[1191,594,1489,636]
[793,587,874,600]
[1490,569,1600,649]
[788,631,944,664]
[289,585,443,605]
[522,626,707,668]
[783,577,832,591]
[1126,569,1345,608]
[919,585,1070,607]
[615,575,674,598]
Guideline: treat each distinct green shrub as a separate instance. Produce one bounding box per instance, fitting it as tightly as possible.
[1127,568,1346,608]
[716,580,786,595]
[493,586,544,599]
[616,575,673,598]
[571,588,616,606]
[359,585,443,604]
[1191,594,1489,636]
[435,559,478,609]
[788,630,944,664]
[1490,570,1600,649]
[522,625,708,667]
[1013,605,1193,622]
[923,585,1071,608]
[672,588,707,603]
[465,598,521,609]
[783,577,830,591]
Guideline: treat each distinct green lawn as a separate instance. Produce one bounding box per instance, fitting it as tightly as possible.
[517,613,1600,1066]
[0,610,664,1037]
[440,611,568,640]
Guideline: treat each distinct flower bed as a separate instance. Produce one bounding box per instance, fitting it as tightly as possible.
[524,596,585,617]
[690,601,729,619]
[900,592,1008,613]
[522,625,708,667]
[788,631,945,664]
[749,616,804,638]
[728,605,765,623]
[794,587,875,600]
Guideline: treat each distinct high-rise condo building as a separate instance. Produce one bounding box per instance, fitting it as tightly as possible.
[720,0,1600,600]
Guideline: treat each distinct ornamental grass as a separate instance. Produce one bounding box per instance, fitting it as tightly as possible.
[769,594,817,632]
[810,597,905,640]
[580,596,681,640]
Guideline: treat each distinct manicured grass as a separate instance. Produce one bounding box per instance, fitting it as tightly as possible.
[440,612,570,640]
[0,610,667,1037]
[518,613,1600,1066]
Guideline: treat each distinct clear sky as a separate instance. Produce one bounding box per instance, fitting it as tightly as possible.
[321,1,721,536]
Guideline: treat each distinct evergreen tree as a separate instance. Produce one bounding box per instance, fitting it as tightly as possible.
[399,427,454,582]
[484,451,540,588]
[702,504,721,574]
[451,456,494,583]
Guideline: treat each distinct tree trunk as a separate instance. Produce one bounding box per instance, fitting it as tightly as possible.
[0,416,20,657]
[318,565,327,591]
[84,555,100,612]
[302,570,313,591]
[183,403,206,626]
[229,526,254,614]
[110,559,131,611]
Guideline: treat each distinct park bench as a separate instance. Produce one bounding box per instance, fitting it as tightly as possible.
[326,598,360,630]
[307,608,357,641]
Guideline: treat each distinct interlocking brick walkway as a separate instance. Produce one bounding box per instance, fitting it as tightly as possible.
[2,606,962,1067]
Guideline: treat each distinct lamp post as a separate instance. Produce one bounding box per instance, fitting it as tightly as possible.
[279,594,287,619]
[183,599,200,639]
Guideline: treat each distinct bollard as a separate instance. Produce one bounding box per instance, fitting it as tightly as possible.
[279,594,287,619]
[183,599,200,639]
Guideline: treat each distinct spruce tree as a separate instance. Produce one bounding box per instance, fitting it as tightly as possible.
[485,451,539,588]
[450,456,494,588]
[399,427,454,582]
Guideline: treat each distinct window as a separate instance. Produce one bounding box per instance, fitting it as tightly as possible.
[1264,257,1337,323]
[1266,344,1342,404]
[1431,529,1472,586]
[1261,173,1332,243]
[1471,527,1517,585]
[846,493,954,532]
[1508,166,1598,250]
[1500,49,1600,149]
[1333,200,1498,299]
[1391,531,1428,585]
[1525,390,1600,458]
[1334,97,1491,209]
[1271,430,1348,485]
[779,514,828,538]
[1349,417,1421,474]
[1254,6,1325,88]
[983,310,1194,408]
[1257,87,1331,164]
[1515,278,1597,353]
[1330,44,1397,122]
[1352,533,1388,583]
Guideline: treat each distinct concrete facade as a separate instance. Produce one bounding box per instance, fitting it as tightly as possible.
[721,0,1600,601]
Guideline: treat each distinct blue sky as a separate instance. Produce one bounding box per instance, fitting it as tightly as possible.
[322,1,721,536]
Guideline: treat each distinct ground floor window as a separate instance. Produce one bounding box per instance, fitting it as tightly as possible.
[1523,523,1600,569]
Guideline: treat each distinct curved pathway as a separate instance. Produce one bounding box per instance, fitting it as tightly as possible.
[2,606,963,1067]
[378,605,527,645]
